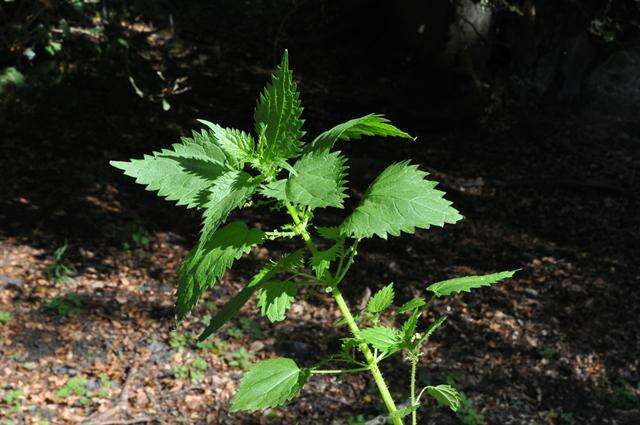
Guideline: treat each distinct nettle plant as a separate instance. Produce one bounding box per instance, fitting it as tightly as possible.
[112,51,517,424]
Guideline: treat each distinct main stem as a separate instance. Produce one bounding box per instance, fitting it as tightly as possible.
[332,288,403,425]
[410,357,417,425]
[284,202,402,425]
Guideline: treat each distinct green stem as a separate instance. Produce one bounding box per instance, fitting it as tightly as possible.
[410,356,418,425]
[311,366,371,375]
[283,201,402,424]
[332,288,402,425]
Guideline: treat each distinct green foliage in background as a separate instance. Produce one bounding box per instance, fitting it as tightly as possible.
[112,51,518,424]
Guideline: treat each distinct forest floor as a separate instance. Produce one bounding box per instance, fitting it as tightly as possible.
[1,23,640,425]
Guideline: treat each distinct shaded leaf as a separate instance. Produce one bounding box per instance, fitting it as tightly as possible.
[367,283,395,314]
[427,270,518,297]
[231,358,309,411]
[359,326,401,351]
[397,297,427,314]
[426,385,461,412]
[257,281,297,322]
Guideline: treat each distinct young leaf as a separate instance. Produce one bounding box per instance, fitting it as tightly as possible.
[340,161,463,239]
[176,221,264,320]
[401,309,421,344]
[367,283,395,314]
[316,226,342,241]
[254,50,305,162]
[200,170,260,237]
[306,113,413,153]
[230,358,309,412]
[110,138,235,209]
[426,385,461,412]
[389,404,420,421]
[397,297,427,314]
[261,150,348,209]
[427,270,518,297]
[199,250,304,340]
[424,316,447,339]
[257,280,297,322]
[310,241,343,279]
[359,326,402,351]
[197,120,255,167]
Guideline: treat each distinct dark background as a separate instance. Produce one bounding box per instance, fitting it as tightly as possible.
[1,1,639,424]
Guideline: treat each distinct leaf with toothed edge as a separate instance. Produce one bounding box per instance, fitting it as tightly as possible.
[340,161,463,239]
[427,270,518,297]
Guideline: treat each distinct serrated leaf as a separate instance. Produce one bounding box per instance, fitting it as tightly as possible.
[426,385,461,412]
[254,50,305,162]
[306,113,413,153]
[401,309,421,343]
[261,150,348,209]
[367,283,394,314]
[316,226,342,240]
[257,280,297,322]
[200,170,260,237]
[197,120,255,167]
[359,326,401,351]
[199,250,304,340]
[340,161,463,239]
[310,241,343,279]
[176,221,264,320]
[230,358,309,412]
[397,297,427,314]
[424,316,447,339]
[390,404,420,420]
[427,270,518,297]
[110,136,235,209]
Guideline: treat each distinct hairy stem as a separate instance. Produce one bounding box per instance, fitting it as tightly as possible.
[410,356,418,425]
[284,202,402,424]
[332,288,402,425]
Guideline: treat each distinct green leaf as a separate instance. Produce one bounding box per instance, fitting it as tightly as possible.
[257,281,297,322]
[424,316,447,339]
[426,385,461,412]
[397,297,427,314]
[390,404,420,421]
[367,283,395,314]
[401,309,421,343]
[316,226,342,241]
[427,270,518,297]
[254,50,305,162]
[359,326,401,351]
[306,113,413,153]
[197,120,255,168]
[231,358,309,412]
[340,161,463,239]
[199,250,304,340]
[261,150,348,209]
[110,135,236,209]
[310,241,343,279]
[176,221,264,320]
[200,170,260,237]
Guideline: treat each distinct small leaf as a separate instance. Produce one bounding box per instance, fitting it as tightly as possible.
[359,326,401,351]
[340,161,463,239]
[426,385,461,412]
[257,281,297,322]
[199,250,304,340]
[401,309,421,344]
[197,120,255,168]
[425,316,447,339]
[254,50,305,162]
[316,226,342,240]
[367,283,395,314]
[306,113,413,153]
[427,270,518,297]
[262,150,348,209]
[397,297,426,314]
[390,404,420,420]
[310,241,343,279]
[230,358,309,412]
